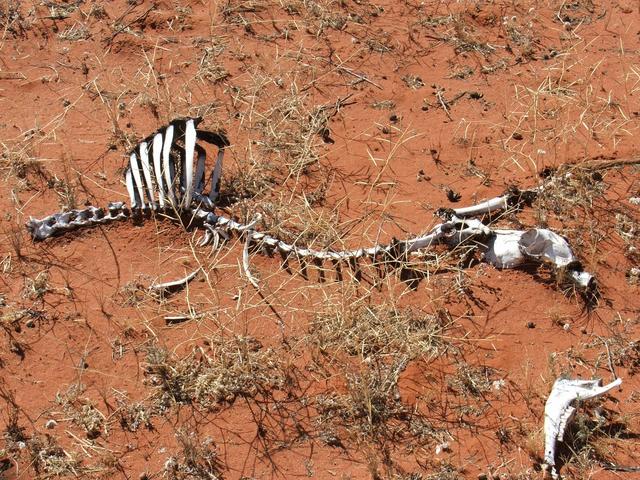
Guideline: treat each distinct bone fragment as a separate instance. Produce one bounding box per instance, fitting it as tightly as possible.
[26,204,128,241]
[125,169,138,209]
[483,230,526,268]
[543,377,622,479]
[241,215,262,288]
[164,315,192,325]
[150,268,200,295]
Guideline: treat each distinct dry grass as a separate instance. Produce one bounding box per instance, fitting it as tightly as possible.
[310,304,453,360]
[144,335,292,411]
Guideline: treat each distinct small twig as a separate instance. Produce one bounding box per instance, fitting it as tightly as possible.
[338,66,383,90]
[435,90,453,120]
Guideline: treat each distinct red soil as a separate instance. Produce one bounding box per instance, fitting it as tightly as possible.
[0,1,639,479]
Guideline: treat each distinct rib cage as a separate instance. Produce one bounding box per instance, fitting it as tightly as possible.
[124,117,229,211]
[25,117,596,295]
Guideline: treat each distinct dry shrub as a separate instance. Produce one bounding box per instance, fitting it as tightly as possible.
[310,304,453,360]
[145,335,292,411]
[164,430,222,480]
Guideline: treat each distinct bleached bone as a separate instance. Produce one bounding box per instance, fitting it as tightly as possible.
[152,132,165,208]
[182,118,196,208]
[150,268,200,295]
[162,123,177,206]
[241,215,262,288]
[543,377,622,479]
[481,228,595,291]
[139,141,155,206]
[483,229,526,268]
[440,187,538,219]
[450,194,510,217]
[129,152,146,209]
[519,229,575,267]
[26,203,128,241]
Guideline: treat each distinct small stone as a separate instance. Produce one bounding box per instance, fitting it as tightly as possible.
[45,419,57,429]
[492,379,506,391]
[512,132,523,140]
[25,319,36,328]
[435,441,450,454]
[563,323,571,331]
[526,321,536,329]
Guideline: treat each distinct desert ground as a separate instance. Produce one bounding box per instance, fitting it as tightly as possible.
[0,0,639,479]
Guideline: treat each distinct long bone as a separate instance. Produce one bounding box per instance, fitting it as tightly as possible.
[543,377,622,479]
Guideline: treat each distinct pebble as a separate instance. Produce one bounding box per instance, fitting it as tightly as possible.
[45,419,57,429]
[435,441,450,454]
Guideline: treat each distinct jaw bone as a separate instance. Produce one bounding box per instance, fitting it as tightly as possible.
[543,378,622,479]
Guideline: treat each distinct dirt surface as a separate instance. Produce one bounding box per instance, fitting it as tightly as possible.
[1,1,640,479]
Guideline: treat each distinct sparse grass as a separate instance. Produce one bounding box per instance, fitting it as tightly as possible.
[57,22,90,41]
[447,362,494,398]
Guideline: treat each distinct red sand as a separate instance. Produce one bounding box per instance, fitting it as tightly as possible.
[1,1,639,479]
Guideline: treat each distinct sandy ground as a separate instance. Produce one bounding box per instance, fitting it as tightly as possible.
[0,1,639,479]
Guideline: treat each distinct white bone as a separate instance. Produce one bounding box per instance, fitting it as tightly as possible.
[199,229,212,247]
[152,133,165,208]
[162,124,177,207]
[139,141,155,205]
[519,229,575,267]
[568,270,594,290]
[543,377,622,479]
[483,230,526,268]
[129,152,147,209]
[241,215,262,287]
[452,194,510,217]
[150,268,200,295]
[125,168,138,209]
[183,119,196,208]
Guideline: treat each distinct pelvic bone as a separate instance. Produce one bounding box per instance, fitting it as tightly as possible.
[543,378,622,479]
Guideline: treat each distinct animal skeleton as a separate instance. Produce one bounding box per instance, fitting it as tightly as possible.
[26,117,596,294]
[543,377,623,479]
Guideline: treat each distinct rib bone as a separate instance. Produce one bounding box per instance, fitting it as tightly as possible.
[150,268,200,295]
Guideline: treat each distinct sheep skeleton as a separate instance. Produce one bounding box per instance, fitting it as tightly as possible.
[25,117,595,292]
